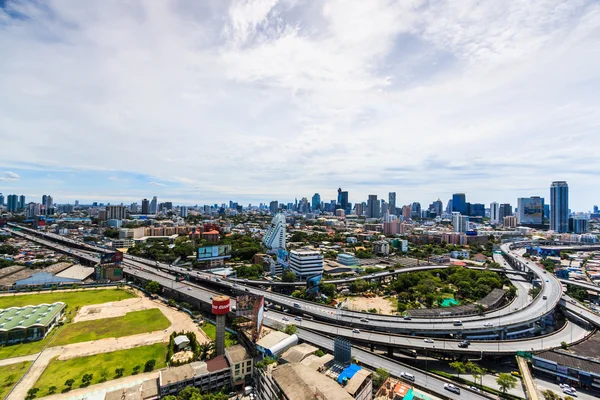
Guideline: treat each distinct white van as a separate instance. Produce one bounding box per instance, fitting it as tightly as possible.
[453,320,463,326]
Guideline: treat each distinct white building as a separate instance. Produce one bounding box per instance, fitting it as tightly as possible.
[490,202,500,224]
[289,250,323,280]
[450,250,470,259]
[262,213,286,252]
[452,212,469,233]
[372,240,390,255]
[337,253,359,266]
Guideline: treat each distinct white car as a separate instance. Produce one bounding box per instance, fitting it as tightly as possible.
[282,317,289,321]
[484,322,494,327]
[563,388,577,397]
[423,338,434,344]
[444,383,460,394]
[352,329,361,333]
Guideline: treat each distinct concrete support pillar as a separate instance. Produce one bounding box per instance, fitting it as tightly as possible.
[370,344,374,352]
[500,329,506,340]
[387,347,393,357]
[216,314,226,357]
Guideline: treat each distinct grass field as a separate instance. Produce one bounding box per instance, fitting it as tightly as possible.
[201,323,237,347]
[0,361,31,400]
[52,308,170,346]
[0,289,135,359]
[33,343,167,396]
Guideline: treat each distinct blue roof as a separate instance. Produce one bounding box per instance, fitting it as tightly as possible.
[338,363,361,384]
[15,272,81,286]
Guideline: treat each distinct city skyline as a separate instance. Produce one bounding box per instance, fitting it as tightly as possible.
[1,1,599,210]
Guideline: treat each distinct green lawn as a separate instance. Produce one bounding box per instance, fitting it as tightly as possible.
[52,308,170,346]
[200,323,238,347]
[0,289,135,359]
[0,361,31,400]
[34,343,167,396]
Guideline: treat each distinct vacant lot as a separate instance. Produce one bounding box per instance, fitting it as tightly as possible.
[339,295,396,315]
[201,323,237,347]
[33,343,167,395]
[0,289,135,359]
[0,361,31,400]
[52,308,170,346]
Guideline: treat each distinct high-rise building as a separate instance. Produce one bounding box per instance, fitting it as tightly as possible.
[289,250,323,281]
[367,195,380,218]
[550,181,569,233]
[432,199,443,217]
[311,193,321,211]
[41,195,53,209]
[499,203,513,220]
[262,213,286,251]
[149,196,158,214]
[0,193,4,207]
[452,212,469,233]
[517,197,545,226]
[105,205,127,220]
[452,193,467,214]
[355,203,363,216]
[490,202,500,224]
[141,199,150,215]
[388,192,396,216]
[445,199,453,215]
[411,202,421,219]
[269,201,279,215]
[336,189,349,214]
[180,206,188,218]
[594,205,599,214]
[503,216,517,228]
[7,194,18,212]
[300,198,309,214]
[42,195,47,207]
[569,216,588,234]
[18,195,25,210]
[469,203,485,218]
[402,205,411,220]
[26,202,41,218]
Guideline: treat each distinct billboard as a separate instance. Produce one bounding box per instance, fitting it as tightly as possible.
[197,245,232,261]
[277,249,289,268]
[100,251,123,264]
[518,197,544,225]
[235,294,265,342]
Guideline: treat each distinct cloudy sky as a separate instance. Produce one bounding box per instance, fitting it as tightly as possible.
[1,0,599,210]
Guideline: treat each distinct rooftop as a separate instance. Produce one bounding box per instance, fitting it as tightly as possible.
[206,355,230,372]
[535,350,600,376]
[272,363,354,400]
[280,343,318,364]
[256,330,290,349]
[301,354,334,371]
[344,368,371,396]
[225,344,251,364]
[160,364,195,385]
[0,302,65,331]
[55,264,95,280]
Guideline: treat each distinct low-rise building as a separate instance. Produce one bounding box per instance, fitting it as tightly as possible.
[337,253,359,266]
[158,356,231,397]
[225,344,253,388]
[372,241,390,256]
[0,302,65,345]
[450,250,470,259]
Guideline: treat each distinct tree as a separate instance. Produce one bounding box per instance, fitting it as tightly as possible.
[178,386,202,400]
[282,271,297,282]
[198,342,215,360]
[81,373,93,386]
[26,388,39,400]
[449,361,466,378]
[496,373,517,394]
[465,361,483,385]
[145,280,161,294]
[161,396,177,400]
[48,386,57,395]
[104,229,120,239]
[561,341,568,349]
[132,365,141,374]
[144,359,156,372]
[114,368,125,378]
[64,379,75,390]
[315,349,325,357]
[373,368,390,389]
[284,324,297,335]
[540,389,560,400]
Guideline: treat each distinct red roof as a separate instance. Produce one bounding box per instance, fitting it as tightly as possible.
[452,261,467,266]
[202,230,220,235]
[206,356,229,372]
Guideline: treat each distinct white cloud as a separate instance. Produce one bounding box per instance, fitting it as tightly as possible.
[0,0,599,209]
[149,181,166,187]
[0,171,21,181]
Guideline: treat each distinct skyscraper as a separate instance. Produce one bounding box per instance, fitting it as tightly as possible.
[262,213,286,251]
[367,195,380,218]
[499,203,512,220]
[411,202,421,219]
[141,199,149,214]
[432,199,443,217]
[452,193,467,214]
[388,192,396,216]
[311,193,321,211]
[550,181,569,233]
[269,201,279,214]
[149,196,158,214]
[7,194,18,212]
[490,202,500,224]
[452,212,469,233]
[301,197,309,214]
[0,193,3,207]
[18,195,25,210]
[337,189,349,213]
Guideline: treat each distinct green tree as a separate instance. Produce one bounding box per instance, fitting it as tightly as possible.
[145,280,161,294]
[26,387,39,400]
[449,361,466,378]
[64,379,75,390]
[496,373,517,394]
[198,342,215,360]
[48,386,57,395]
[315,349,325,357]
[465,361,483,385]
[104,229,120,239]
[161,396,177,400]
[284,324,297,335]
[132,365,141,375]
[144,359,156,372]
[178,386,202,400]
[114,368,125,378]
[540,389,560,400]
[282,271,297,282]
[81,373,93,386]
[373,368,390,389]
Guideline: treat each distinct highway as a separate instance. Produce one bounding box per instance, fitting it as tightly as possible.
[559,278,600,293]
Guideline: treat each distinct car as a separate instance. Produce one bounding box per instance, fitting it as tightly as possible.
[542,295,547,300]
[360,318,369,323]
[245,288,250,292]
[403,316,412,320]
[545,279,549,282]
[293,303,301,308]
[458,341,470,348]
[282,317,289,321]
[244,278,248,282]
[453,320,463,326]
[423,338,434,344]
[352,329,361,333]
[469,386,481,392]
[563,388,577,396]
[444,383,460,394]
[344,277,349,281]
[295,316,302,321]
[543,270,547,274]
[216,278,221,282]
[569,299,577,304]
[511,371,521,377]
[187,287,192,291]
[400,372,415,382]
[484,322,494,327]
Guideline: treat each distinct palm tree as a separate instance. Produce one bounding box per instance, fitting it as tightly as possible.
[198,341,215,360]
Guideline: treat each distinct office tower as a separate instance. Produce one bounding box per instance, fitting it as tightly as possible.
[105,205,127,220]
[130,203,138,213]
[289,250,324,280]
[445,199,453,215]
[262,213,286,251]
[149,196,158,214]
[0,193,3,207]
[490,202,500,224]
[569,216,588,234]
[499,203,513,220]
[74,200,79,207]
[18,195,25,210]
[402,205,412,220]
[367,195,380,218]
[26,203,41,218]
[41,195,53,209]
[504,216,517,228]
[180,206,188,218]
[452,212,469,233]
[411,202,421,219]
[336,189,349,213]
[388,192,396,216]
[354,203,362,216]
[141,199,149,214]
[432,199,443,217]
[269,201,279,214]
[543,204,550,219]
[42,195,47,207]
[311,193,321,211]
[452,193,467,214]
[300,198,309,214]
[7,195,18,212]
[380,199,387,215]
[550,181,569,233]
[517,197,545,226]
[469,203,485,218]
[594,205,599,214]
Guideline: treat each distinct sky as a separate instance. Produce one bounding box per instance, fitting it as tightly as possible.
[0,0,599,211]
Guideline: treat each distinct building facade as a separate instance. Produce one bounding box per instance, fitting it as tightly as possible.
[550,181,569,233]
[289,250,323,280]
[262,213,286,252]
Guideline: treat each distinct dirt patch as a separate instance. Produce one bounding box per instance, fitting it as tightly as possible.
[339,295,396,315]
[171,351,194,364]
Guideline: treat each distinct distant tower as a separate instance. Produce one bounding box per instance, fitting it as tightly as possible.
[212,296,230,357]
[550,181,569,233]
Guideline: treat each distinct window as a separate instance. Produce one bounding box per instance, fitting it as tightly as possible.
[247,360,252,367]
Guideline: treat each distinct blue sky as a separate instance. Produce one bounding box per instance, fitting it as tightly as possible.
[1,0,599,210]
